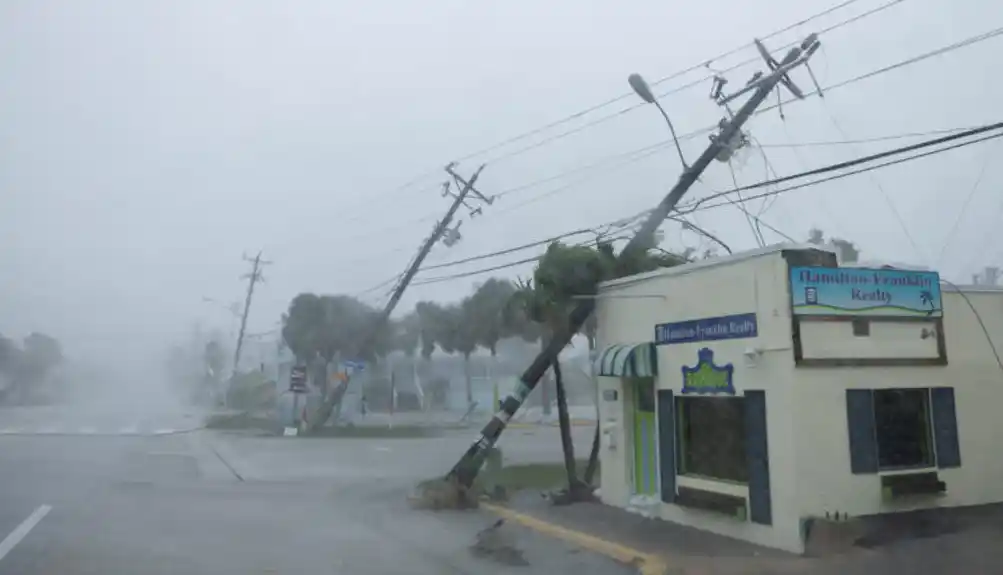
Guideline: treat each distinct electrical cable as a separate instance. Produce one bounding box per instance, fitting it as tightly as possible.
[411,234,636,286]
[680,130,1003,217]
[471,0,906,168]
[936,141,997,267]
[725,160,767,247]
[939,279,1003,375]
[820,104,927,263]
[397,129,1003,289]
[449,0,879,165]
[475,27,1003,222]
[331,26,1003,249]
[687,121,1003,206]
[758,126,977,148]
[316,0,892,227]
[341,25,1003,293]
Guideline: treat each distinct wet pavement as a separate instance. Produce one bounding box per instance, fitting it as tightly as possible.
[0,407,627,574]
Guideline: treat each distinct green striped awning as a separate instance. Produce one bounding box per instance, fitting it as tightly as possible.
[593,343,658,377]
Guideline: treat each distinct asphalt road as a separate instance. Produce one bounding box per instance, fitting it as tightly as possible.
[0,406,627,574]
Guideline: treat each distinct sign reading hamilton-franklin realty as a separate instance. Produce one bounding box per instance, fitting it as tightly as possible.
[655,313,758,345]
[789,266,943,317]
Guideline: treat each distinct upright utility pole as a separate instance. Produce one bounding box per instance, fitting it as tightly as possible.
[306,163,492,431]
[448,33,822,487]
[232,251,271,376]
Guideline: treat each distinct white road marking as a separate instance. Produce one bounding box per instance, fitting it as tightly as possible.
[36,428,58,435]
[0,429,18,435]
[0,505,51,561]
[78,427,97,435]
[374,446,392,452]
[152,429,175,436]
[119,427,139,435]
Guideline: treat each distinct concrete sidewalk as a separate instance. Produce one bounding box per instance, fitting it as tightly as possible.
[486,492,1003,575]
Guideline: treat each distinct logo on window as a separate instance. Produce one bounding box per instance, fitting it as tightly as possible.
[681,348,735,395]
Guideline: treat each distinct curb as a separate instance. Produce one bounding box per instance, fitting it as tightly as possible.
[480,503,667,575]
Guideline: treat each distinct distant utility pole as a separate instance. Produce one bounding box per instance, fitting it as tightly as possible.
[306,163,492,431]
[232,251,271,376]
[448,33,823,487]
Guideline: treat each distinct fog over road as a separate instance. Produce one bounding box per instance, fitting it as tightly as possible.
[0,400,627,574]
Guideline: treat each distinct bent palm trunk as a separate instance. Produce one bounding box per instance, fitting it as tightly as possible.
[584,425,600,485]
[552,359,578,488]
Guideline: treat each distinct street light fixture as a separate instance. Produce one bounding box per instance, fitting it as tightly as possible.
[628,73,689,171]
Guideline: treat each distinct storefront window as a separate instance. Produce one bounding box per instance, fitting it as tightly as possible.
[873,388,934,470]
[676,397,748,483]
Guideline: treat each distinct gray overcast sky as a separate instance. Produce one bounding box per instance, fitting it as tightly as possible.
[1,0,1000,362]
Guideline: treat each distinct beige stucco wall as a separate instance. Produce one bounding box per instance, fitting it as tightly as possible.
[792,288,1003,519]
[596,245,1003,554]
[596,248,804,553]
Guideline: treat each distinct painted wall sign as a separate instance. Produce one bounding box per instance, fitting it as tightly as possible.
[681,348,735,395]
[655,313,758,346]
[789,266,942,317]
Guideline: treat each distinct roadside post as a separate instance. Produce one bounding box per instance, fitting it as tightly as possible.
[286,364,308,436]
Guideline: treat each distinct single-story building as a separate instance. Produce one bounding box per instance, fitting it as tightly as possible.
[592,243,1003,553]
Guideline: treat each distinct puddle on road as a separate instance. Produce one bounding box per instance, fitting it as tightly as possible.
[468,519,530,567]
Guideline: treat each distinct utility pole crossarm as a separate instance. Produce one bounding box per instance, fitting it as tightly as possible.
[446,163,494,205]
[447,33,822,487]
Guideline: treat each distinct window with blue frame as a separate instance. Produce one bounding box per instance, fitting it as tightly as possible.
[676,396,748,483]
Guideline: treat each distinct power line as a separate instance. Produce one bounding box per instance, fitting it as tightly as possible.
[452,0,888,165]
[688,120,1003,203]
[758,126,977,148]
[430,26,1003,232]
[821,104,926,262]
[307,1,886,227]
[936,140,997,267]
[327,23,1001,254]
[681,129,1003,217]
[355,216,639,294]
[420,227,598,271]
[474,1,905,169]
[408,125,1003,289]
[352,122,1003,295]
[333,23,1003,292]
[412,234,635,286]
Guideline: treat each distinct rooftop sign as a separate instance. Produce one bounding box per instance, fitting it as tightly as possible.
[789,266,942,317]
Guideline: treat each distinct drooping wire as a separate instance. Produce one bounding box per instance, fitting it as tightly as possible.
[940,279,1003,375]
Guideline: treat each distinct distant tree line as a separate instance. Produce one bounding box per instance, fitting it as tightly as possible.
[0,332,63,405]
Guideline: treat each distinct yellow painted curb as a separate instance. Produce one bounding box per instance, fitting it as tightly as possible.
[481,503,668,575]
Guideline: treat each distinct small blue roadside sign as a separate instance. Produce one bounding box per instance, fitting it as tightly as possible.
[341,360,366,372]
[655,313,758,345]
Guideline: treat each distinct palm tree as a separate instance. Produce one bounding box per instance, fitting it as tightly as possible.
[506,276,587,498]
[920,290,935,315]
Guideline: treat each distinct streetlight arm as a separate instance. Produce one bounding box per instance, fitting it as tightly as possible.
[652,100,689,171]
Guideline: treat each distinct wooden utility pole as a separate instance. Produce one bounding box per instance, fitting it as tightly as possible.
[305,163,492,432]
[232,251,271,376]
[448,33,823,487]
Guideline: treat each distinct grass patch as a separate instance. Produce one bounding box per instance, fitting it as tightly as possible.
[308,424,441,439]
[480,460,600,493]
[204,412,277,432]
[413,459,601,504]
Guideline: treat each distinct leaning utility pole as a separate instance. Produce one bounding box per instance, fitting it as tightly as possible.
[305,163,492,431]
[447,33,822,487]
[232,251,271,376]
